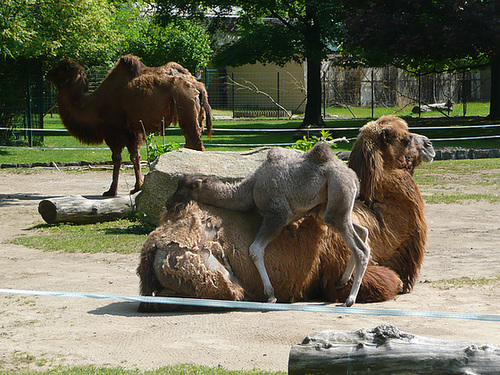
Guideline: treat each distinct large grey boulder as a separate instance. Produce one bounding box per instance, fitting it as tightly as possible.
[135,147,273,225]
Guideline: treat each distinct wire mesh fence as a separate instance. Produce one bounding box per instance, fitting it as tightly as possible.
[0,60,47,146]
[200,67,307,118]
[199,63,491,119]
[322,63,491,117]
[0,59,494,148]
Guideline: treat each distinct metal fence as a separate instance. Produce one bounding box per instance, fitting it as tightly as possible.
[199,64,491,119]
[322,63,491,116]
[0,60,494,147]
[0,61,47,146]
[200,68,307,118]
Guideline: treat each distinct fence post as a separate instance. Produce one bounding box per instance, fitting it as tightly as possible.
[205,68,209,93]
[25,62,33,147]
[462,70,467,116]
[322,71,326,118]
[232,72,235,119]
[37,61,44,144]
[277,71,280,119]
[371,69,375,119]
[418,73,422,118]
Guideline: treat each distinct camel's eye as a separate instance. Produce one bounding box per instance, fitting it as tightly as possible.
[402,136,412,146]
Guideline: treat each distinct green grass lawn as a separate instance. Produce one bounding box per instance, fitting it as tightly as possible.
[0,364,284,375]
[414,157,500,204]
[1,106,499,165]
[10,218,152,254]
[323,101,491,119]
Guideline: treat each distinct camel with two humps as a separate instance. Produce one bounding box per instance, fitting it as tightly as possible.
[136,115,435,311]
[46,55,212,196]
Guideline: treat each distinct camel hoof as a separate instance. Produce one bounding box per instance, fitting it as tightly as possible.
[267,296,277,303]
[103,190,117,197]
[130,187,141,195]
[343,296,355,307]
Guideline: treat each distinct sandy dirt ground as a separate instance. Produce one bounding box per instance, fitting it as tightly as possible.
[0,168,499,372]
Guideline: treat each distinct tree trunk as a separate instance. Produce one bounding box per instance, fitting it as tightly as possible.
[289,325,500,374]
[38,194,137,224]
[301,58,326,128]
[489,57,500,119]
[301,4,326,129]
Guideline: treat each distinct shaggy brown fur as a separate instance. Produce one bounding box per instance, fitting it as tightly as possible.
[136,115,435,311]
[118,55,213,141]
[165,142,370,306]
[46,55,212,196]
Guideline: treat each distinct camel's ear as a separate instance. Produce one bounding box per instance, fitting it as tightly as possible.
[348,133,384,204]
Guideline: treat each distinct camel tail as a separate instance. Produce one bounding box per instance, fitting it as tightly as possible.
[325,265,402,303]
[136,240,164,312]
[200,88,213,140]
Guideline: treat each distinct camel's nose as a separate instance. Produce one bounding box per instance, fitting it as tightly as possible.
[417,135,435,162]
[423,137,432,149]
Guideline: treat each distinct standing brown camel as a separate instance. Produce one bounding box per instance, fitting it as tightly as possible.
[136,115,435,312]
[46,55,213,196]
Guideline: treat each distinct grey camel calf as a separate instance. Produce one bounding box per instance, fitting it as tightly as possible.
[166,142,370,307]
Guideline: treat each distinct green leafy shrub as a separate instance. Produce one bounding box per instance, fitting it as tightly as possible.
[145,133,181,163]
[289,129,339,151]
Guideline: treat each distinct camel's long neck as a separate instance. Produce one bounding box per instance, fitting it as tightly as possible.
[378,170,425,210]
[358,169,427,249]
[197,178,255,211]
[57,84,104,145]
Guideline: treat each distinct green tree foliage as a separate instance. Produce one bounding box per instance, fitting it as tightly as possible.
[0,0,120,143]
[0,0,212,142]
[1,0,120,65]
[156,0,346,127]
[0,0,212,68]
[342,0,500,117]
[129,20,212,70]
[113,1,212,70]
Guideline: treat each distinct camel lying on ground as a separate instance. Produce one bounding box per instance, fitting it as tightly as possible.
[137,115,435,311]
[46,55,212,196]
[166,143,370,306]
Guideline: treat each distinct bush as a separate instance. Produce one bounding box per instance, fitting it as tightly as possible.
[289,129,339,151]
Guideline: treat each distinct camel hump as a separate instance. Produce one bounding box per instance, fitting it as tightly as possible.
[118,54,147,77]
[164,61,191,76]
[266,146,296,163]
[306,142,333,164]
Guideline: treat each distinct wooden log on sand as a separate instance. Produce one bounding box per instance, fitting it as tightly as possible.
[38,194,137,224]
[289,324,500,374]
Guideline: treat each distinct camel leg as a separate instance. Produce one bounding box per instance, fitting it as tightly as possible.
[323,184,370,307]
[249,204,292,303]
[334,221,370,307]
[335,255,355,289]
[103,151,122,196]
[335,223,369,288]
[127,145,143,194]
[179,107,205,151]
[183,135,204,151]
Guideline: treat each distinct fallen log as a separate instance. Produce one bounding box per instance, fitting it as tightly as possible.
[412,100,454,114]
[38,194,137,224]
[289,324,500,374]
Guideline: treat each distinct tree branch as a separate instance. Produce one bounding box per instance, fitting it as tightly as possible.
[227,76,293,118]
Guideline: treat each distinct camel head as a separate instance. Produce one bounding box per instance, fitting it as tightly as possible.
[348,115,435,203]
[165,174,209,213]
[46,59,89,92]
